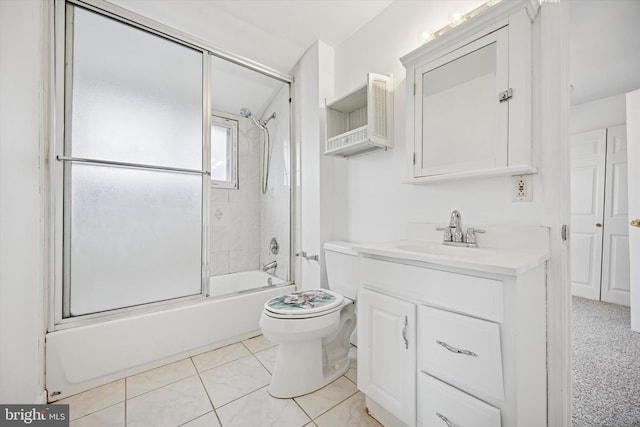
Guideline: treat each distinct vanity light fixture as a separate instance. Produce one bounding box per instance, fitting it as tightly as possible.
[418,0,503,45]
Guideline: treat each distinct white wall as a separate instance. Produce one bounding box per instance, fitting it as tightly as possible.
[292,41,348,290]
[0,0,47,403]
[332,1,549,243]
[570,94,627,134]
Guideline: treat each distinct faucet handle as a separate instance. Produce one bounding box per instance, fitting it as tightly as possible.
[465,227,485,244]
[436,226,452,241]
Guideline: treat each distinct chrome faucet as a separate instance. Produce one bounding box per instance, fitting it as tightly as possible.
[437,210,485,247]
[449,210,464,243]
[262,260,277,272]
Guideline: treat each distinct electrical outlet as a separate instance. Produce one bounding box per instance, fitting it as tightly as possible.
[512,175,532,202]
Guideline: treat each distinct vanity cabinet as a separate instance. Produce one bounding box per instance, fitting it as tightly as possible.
[400,0,539,183]
[358,289,416,427]
[324,73,393,157]
[357,255,547,427]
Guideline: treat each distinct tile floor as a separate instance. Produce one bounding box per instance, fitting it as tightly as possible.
[59,335,382,427]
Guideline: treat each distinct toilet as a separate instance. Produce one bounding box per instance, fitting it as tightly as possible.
[259,241,358,398]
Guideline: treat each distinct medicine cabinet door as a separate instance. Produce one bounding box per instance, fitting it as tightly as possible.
[414,27,509,177]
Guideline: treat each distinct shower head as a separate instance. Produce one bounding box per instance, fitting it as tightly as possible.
[240,107,253,118]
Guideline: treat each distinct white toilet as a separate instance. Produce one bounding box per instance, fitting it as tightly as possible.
[259,241,358,398]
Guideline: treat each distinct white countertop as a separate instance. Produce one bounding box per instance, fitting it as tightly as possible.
[352,223,551,276]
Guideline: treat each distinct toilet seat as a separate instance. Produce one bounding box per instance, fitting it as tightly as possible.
[264,289,345,319]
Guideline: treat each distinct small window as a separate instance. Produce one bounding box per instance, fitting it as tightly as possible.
[210,115,238,189]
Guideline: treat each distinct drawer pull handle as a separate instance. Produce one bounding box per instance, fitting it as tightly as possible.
[436,412,453,426]
[436,340,478,357]
[402,316,409,349]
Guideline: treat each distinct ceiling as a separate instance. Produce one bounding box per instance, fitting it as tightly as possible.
[109,0,640,108]
[108,0,394,74]
[569,0,640,105]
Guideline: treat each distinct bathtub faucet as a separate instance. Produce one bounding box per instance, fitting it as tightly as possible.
[262,260,277,272]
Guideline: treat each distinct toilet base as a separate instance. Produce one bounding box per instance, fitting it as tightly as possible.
[268,340,350,398]
[267,303,356,398]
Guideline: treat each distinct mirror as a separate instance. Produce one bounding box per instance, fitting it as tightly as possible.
[416,28,508,177]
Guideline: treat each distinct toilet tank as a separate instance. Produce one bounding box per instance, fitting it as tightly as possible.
[324,241,359,300]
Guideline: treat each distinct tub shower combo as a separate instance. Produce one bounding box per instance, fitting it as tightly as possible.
[46,2,293,401]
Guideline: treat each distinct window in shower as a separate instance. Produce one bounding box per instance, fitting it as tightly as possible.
[59,4,207,317]
[210,115,238,189]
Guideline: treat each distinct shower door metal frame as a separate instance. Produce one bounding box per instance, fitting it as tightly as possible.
[49,0,294,330]
[52,0,212,328]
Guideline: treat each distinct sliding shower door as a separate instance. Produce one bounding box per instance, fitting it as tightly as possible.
[62,5,206,317]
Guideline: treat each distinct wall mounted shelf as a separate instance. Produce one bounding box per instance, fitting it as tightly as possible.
[325,73,393,157]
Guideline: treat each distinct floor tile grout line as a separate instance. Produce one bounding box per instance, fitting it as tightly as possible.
[191,357,223,427]
[193,347,256,374]
[303,376,360,422]
[125,372,201,401]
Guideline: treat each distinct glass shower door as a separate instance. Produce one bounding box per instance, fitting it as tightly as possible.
[63,5,205,316]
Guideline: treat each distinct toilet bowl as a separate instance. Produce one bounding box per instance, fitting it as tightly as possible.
[259,241,358,398]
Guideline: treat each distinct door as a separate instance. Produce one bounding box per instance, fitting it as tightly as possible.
[570,127,631,305]
[601,125,630,305]
[358,288,416,427]
[570,129,606,300]
[627,89,640,332]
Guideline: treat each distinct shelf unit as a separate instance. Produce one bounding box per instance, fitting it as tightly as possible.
[325,73,393,157]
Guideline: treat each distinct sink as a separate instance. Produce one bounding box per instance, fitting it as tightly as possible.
[394,242,496,259]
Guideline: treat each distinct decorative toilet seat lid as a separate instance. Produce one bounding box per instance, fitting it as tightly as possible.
[264,289,344,316]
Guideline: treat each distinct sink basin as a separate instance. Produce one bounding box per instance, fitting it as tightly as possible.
[394,242,496,259]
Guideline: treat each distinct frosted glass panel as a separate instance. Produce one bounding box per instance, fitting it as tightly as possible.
[69,6,202,169]
[69,164,202,316]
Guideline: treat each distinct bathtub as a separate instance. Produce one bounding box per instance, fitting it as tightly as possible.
[46,271,295,401]
[209,270,290,298]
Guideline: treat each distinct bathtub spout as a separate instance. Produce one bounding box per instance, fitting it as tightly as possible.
[262,260,277,272]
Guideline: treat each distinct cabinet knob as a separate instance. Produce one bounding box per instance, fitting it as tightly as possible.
[596,223,602,227]
[631,218,640,227]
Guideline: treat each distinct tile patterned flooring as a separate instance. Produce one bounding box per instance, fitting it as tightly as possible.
[59,335,382,427]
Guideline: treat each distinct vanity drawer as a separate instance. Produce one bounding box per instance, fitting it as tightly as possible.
[361,257,503,322]
[419,373,501,427]
[419,305,504,401]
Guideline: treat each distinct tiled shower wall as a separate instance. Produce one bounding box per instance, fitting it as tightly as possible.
[260,85,291,281]
[209,85,290,280]
[210,116,262,276]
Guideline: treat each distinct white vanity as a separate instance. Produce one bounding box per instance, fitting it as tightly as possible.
[354,223,550,427]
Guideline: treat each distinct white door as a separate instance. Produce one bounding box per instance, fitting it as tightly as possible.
[358,288,416,427]
[626,89,640,332]
[601,125,631,306]
[570,129,606,300]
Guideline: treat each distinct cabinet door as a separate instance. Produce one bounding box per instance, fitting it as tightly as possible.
[414,27,508,177]
[358,288,416,427]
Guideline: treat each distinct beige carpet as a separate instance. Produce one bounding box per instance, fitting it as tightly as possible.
[572,296,640,426]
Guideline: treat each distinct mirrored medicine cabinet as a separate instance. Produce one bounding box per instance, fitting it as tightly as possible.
[401,0,540,183]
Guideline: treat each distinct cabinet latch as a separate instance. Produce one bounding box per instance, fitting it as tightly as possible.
[498,88,513,103]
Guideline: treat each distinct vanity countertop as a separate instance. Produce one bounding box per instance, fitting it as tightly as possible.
[353,223,551,276]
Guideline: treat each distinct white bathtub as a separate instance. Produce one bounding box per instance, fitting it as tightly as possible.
[46,271,294,401]
[209,270,290,298]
